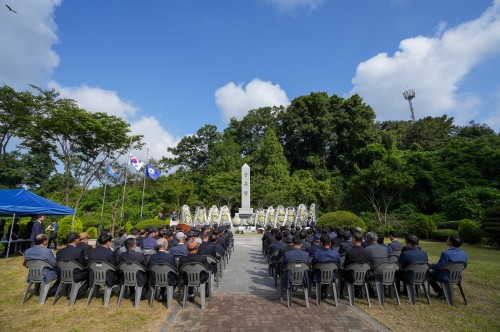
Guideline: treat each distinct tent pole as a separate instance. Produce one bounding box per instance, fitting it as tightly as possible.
[6,213,15,259]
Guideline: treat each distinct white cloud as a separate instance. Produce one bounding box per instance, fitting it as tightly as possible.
[351,0,500,126]
[130,116,180,161]
[215,78,290,122]
[264,0,323,13]
[0,0,61,88]
[48,82,179,160]
[47,81,139,118]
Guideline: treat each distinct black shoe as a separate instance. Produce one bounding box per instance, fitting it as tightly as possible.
[436,292,445,299]
[188,294,195,302]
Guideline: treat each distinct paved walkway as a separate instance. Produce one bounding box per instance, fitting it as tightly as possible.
[165,235,388,332]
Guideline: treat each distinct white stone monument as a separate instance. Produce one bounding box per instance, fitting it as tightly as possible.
[238,163,254,228]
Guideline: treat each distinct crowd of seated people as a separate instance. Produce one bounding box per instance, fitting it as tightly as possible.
[23,224,234,304]
[263,224,468,301]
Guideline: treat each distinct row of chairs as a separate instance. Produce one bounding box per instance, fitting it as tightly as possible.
[274,260,467,308]
[21,239,235,309]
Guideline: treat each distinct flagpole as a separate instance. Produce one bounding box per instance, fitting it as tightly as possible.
[140,147,149,222]
[99,182,107,236]
[119,137,133,233]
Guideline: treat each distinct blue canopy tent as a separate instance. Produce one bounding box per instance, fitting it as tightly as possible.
[0,189,74,258]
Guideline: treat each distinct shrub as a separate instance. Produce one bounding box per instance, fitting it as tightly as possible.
[58,216,83,244]
[124,221,133,234]
[458,219,480,244]
[317,211,366,231]
[437,221,460,230]
[442,187,500,221]
[430,229,459,241]
[134,219,168,230]
[406,213,436,239]
[86,226,98,239]
[482,206,500,244]
[429,213,448,227]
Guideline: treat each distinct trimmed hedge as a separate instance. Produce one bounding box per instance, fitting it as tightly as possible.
[134,219,169,230]
[58,216,83,244]
[317,211,366,230]
[406,213,436,239]
[458,219,480,244]
[431,229,459,241]
[86,226,98,239]
[437,221,459,230]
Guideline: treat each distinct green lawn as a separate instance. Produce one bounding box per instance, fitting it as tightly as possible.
[0,255,170,332]
[358,240,500,332]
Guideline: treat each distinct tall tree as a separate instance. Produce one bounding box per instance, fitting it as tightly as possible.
[21,87,141,212]
[250,128,291,207]
[163,124,221,172]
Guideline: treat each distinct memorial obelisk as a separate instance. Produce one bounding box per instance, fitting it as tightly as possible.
[238,163,254,224]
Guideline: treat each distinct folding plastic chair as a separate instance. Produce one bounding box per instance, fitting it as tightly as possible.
[86,261,117,307]
[21,260,57,305]
[53,260,87,306]
[149,263,178,309]
[372,262,400,306]
[433,262,467,305]
[312,262,339,307]
[280,262,311,308]
[402,263,431,305]
[343,262,371,307]
[179,262,211,309]
[117,262,147,308]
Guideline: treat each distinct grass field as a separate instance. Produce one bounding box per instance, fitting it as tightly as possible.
[0,239,499,332]
[358,240,500,332]
[0,254,171,332]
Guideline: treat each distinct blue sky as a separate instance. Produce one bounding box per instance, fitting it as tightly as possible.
[1,0,499,160]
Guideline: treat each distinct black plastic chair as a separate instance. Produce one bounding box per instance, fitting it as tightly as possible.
[343,262,372,307]
[53,260,87,306]
[402,263,431,305]
[433,262,467,305]
[117,262,147,308]
[178,262,211,309]
[372,262,400,306]
[280,262,311,308]
[268,250,280,277]
[312,262,340,307]
[86,261,117,307]
[204,255,220,287]
[21,260,57,305]
[149,263,178,309]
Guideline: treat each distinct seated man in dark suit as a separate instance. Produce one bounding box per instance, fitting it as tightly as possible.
[312,234,341,299]
[210,234,225,257]
[429,235,468,298]
[268,232,287,255]
[148,238,177,301]
[117,237,148,300]
[398,234,428,292]
[56,232,88,298]
[338,231,354,255]
[342,233,371,282]
[77,232,93,256]
[88,233,118,288]
[377,234,393,256]
[388,231,403,252]
[364,231,389,268]
[198,233,216,257]
[178,241,210,301]
[306,235,321,256]
[24,234,60,295]
[279,236,310,289]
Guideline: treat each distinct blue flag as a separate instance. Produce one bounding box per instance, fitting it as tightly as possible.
[107,164,119,180]
[145,164,161,181]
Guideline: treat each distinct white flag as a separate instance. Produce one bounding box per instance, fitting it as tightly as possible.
[129,153,144,171]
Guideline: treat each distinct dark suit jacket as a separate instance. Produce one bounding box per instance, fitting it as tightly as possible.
[198,242,216,257]
[148,251,177,286]
[344,246,371,267]
[29,220,43,243]
[56,245,87,282]
[88,246,118,286]
[388,240,403,251]
[118,250,147,286]
[77,242,93,255]
[339,240,354,255]
[398,247,429,283]
[364,243,389,267]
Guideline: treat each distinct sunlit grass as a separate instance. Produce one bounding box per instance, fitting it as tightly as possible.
[358,240,500,332]
[0,256,170,332]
